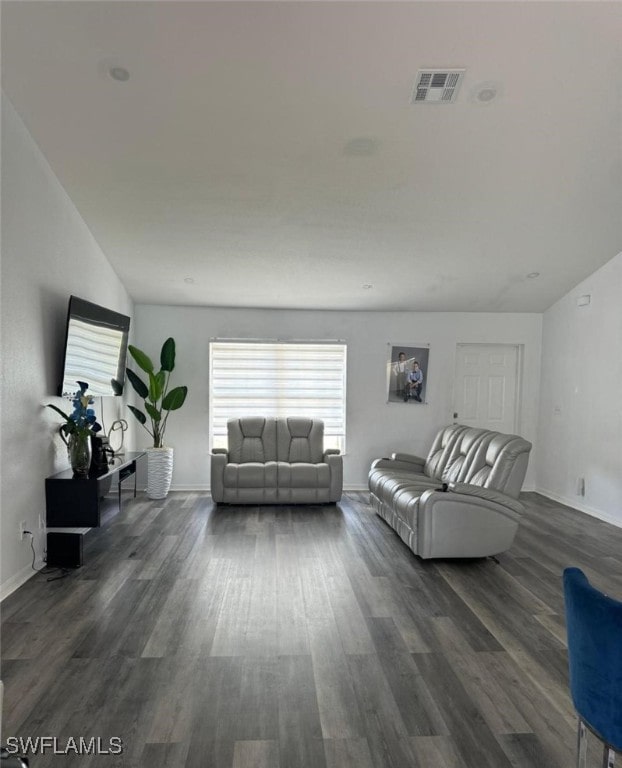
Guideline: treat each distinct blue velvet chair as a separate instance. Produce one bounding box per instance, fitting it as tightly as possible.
[563,567,622,768]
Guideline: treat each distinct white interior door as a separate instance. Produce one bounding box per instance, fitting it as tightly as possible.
[453,344,520,433]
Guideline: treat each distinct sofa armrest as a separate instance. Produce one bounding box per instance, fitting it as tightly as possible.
[323,449,341,457]
[391,453,426,474]
[391,452,426,468]
[370,457,394,471]
[370,453,426,473]
[415,486,523,559]
[210,452,227,502]
[446,482,524,515]
[325,453,343,502]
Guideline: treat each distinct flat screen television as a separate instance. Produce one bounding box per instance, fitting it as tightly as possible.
[59,296,131,397]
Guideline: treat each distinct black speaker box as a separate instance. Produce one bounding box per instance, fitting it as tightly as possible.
[0,749,29,766]
[46,531,83,568]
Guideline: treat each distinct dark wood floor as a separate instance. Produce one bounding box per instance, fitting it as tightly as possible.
[2,490,622,768]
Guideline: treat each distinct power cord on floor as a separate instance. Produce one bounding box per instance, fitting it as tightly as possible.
[23,530,71,581]
[45,569,71,582]
[22,531,41,572]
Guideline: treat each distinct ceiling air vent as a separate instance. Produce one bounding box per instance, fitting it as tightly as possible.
[411,69,466,104]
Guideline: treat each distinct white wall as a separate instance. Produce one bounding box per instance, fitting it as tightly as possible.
[537,251,622,526]
[0,94,134,598]
[134,305,542,491]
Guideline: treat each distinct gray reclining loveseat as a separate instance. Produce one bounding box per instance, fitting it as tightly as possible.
[211,416,343,504]
[368,424,532,559]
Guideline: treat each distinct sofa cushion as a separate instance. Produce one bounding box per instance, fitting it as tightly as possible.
[277,418,324,463]
[372,471,438,506]
[424,424,468,479]
[440,428,490,483]
[277,463,331,503]
[278,462,331,489]
[465,435,532,498]
[228,417,277,463]
[392,487,422,532]
[224,461,278,488]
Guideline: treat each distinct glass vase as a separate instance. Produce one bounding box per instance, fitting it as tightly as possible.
[68,432,92,477]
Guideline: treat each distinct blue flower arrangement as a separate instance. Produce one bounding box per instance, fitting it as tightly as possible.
[47,381,102,438]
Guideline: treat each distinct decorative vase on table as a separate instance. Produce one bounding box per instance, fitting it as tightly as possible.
[67,431,92,477]
[145,447,174,500]
[47,381,102,479]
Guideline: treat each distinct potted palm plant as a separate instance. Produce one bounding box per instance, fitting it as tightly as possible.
[125,337,188,499]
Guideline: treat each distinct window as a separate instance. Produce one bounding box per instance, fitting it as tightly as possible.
[210,341,347,451]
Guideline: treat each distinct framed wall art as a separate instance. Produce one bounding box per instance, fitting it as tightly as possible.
[387,343,430,404]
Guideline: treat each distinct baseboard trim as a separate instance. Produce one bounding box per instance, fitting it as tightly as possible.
[167,485,209,492]
[1,563,36,602]
[535,487,622,529]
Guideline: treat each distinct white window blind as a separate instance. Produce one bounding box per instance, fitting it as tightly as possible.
[62,318,124,397]
[210,341,347,451]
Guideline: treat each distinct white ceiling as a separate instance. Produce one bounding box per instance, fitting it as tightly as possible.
[2,1,621,312]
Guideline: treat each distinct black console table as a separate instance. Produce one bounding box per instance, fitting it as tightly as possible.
[45,451,146,528]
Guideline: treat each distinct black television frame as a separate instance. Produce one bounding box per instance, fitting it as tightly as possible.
[59,296,131,398]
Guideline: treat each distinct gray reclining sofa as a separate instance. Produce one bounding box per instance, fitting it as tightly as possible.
[211,416,343,504]
[368,424,532,559]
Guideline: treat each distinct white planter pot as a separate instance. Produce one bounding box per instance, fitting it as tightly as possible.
[146,447,174,499]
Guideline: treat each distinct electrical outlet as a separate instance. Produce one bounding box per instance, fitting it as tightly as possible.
[19,520,28,541]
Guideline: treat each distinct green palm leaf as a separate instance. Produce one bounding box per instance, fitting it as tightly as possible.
[149,371,164,403]
[162,386,188,411]
[128,345,154,373]
[126,369,148,399]
[127,405,147,425]
[160,338,176,372]
[145,402,161,422]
